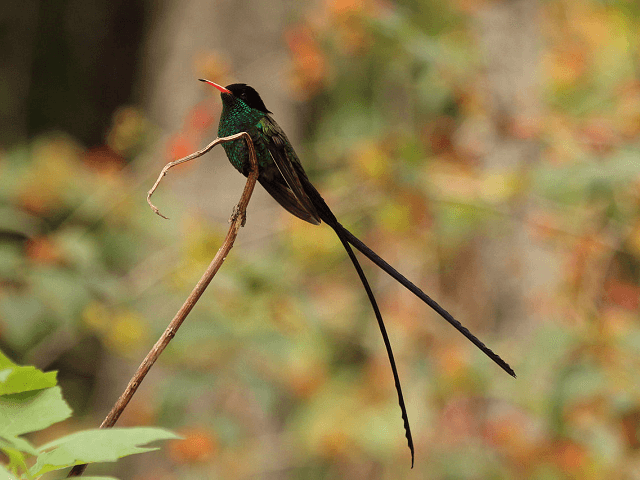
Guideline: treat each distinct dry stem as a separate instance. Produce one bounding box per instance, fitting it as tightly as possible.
[68,132,258,477]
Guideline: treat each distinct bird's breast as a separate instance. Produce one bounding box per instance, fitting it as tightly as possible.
[219,126,271,175]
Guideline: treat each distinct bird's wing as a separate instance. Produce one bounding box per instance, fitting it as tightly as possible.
[258,116,322,225]
[259,178,322,225]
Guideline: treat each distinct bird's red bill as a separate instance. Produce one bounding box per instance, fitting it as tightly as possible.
[199,78,231,94]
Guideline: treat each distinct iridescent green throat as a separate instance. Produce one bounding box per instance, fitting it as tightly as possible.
[217,96,270,173]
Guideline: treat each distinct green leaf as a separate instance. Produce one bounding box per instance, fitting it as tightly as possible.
[0,434,38,455]
[0,242,25,284]
[29,266,91,325]
[79,477,120,480]
[54,227,100,272]
[561,364,606,403]
[31,427,178,477]
[0,351,18,369]
[0,205,40,240]
[0,295,48,350]
[1,448,28,479]
[533,150,640,204]
[0,351,57,396]
[0,463,19,480]
[0,386,72,436]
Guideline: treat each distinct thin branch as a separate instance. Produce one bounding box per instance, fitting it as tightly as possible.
[68,132,258,477]
[147,132,251,219]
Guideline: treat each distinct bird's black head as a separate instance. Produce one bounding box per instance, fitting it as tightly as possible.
[199,78,272,115]
[225,84,271,114]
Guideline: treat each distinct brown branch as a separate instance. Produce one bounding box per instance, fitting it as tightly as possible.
[68,132,258,477]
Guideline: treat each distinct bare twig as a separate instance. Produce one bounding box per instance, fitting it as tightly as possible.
[147,132,252,219]
[68,133,258,477]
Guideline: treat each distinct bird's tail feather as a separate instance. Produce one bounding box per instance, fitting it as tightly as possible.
[334,222,516,378]
[332,226,415,468]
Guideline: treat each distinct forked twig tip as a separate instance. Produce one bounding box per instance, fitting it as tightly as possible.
[156,210,169,220]
[146,195,169,220]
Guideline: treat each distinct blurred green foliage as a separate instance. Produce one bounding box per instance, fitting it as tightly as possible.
[0,349,175,479]
[2,0,640,479]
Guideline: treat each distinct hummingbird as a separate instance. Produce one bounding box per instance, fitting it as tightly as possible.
[200,79,515,467]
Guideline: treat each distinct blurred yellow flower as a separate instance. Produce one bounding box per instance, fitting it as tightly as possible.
[82,301,111,333]
[105,310,149,355]
[17,135,83,214]
[479,171,520,204]
[376,200,413,233]
[627,220,640,258]
[107,106,150,158]
[350,140,389,181]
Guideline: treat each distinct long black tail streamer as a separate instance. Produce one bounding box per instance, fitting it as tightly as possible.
[336,223,516,379]
[333,227,415,468]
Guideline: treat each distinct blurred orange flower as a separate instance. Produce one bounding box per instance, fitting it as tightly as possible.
[194,51,231,87]
[167,133,197,163]
[169,427,218,463]
[285,25,327,98]
[25,236,62,264]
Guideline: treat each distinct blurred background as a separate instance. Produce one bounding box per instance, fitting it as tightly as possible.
[2,0,640,478]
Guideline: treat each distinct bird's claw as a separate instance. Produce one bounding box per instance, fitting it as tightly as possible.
[230,205,246,227]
